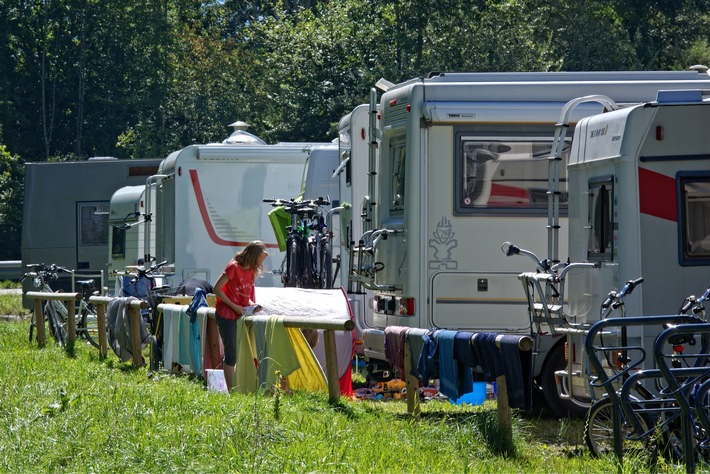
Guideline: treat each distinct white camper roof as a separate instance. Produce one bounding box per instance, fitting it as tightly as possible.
[158,143,334,175]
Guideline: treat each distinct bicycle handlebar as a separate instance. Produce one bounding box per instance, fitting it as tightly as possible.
[263,197,331,209]
[600,277,644,312]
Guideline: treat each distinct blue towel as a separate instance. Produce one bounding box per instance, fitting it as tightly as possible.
[437,330,458,399]
[471,332,503,382]
[417,329,440,384]
[454,331,477,368]
[185,288,208,374]
[499,335,533,410]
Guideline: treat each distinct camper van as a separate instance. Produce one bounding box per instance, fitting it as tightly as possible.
[553,89,710,409]
[107,128,338,291]
[348,71,710,416]
[21,158,162,300]
[337,103,378,341]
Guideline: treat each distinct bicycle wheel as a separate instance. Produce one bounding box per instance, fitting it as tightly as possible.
[44,301,67,346]
[584,397,652,457]
[319,242,332,289]
[289,238,302,288]
[79,303,100,348]
[302,239,316,289]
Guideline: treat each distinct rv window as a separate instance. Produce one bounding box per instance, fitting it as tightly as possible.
[112,227,126,259]
[681,178,710,261]
[390,141,406,212]
[78,202,109,246]
[455,137,569,214]
[587,178,614,261]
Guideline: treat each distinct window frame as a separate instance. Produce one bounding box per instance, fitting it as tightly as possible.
[678,171,710,266]
[453,130,570,216]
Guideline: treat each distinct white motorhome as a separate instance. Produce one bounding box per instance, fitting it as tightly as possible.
[107,128,338,291]
[554,89,710,408]
[348,70,710,416]
[337,103,378,343]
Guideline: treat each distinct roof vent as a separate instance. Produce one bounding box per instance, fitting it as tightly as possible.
[222,121,267,145]
[689,64,709,73]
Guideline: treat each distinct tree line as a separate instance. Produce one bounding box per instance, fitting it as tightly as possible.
[1,0,709,260]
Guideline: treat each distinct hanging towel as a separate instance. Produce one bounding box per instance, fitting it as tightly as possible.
[454,331,478,368]
[417,329,440,384]
[252,315,301,391]
[471,332,503,382]
[285,327,327,392]
[162,305,175,370]
[107,296,148,362]
[437,330,460,399]
[499,335,533,410]
[405,328,428,379]
[384,326,410,375]
[234,317,257,394]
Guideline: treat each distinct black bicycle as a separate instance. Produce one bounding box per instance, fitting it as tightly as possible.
[264,197,333,289]
[24,263,100,348]
[584,282,710,460]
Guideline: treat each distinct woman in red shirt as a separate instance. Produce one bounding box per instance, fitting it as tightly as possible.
[213,240,267,391]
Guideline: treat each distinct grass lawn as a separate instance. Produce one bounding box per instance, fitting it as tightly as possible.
[0,288,684,473]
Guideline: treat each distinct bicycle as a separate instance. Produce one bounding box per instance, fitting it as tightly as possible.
[112,259,172,332]
[23,263,100,348]
[264,197,333,289]
[584,282,710,460]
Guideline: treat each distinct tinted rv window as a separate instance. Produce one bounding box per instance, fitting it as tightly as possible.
[112,227,126,259]
[390,141,406,212]
[78,202,109,246]
[681,177,710,262]
[455,137,569,215]
[587,177,614,261]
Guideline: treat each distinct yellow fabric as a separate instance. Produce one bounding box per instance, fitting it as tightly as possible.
[234,317,257,394]
[285,327,327,392]
[260,316,301,389]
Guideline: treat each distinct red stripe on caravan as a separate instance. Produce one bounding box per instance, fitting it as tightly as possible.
[638,167,677,222]
[188,169,280,248]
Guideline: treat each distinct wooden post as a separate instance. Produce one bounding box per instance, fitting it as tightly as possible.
[25,291,81,348]
[496,375,512,443]
[89,295,113,359]
[96,303,107,358]
[323,329,340,402]
[67,299,76,345]
[34,299,45,348]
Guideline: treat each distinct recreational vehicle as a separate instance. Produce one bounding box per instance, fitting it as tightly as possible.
[21,158,161,301]
[107,128,338,291]
[348,70,710,416]
[336,103,378,342]
[552,89,710,410]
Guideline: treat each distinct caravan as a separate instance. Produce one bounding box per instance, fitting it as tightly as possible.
[553,89,710,410]
[108,126,338,291]
[22,158,161,300]
[345,70,710,416]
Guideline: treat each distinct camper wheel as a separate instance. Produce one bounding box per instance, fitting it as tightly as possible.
[540,343,587,418]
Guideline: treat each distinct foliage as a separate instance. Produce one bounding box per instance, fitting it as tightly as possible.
[2,0,710,259]
[0,145,23,260]
[0,319,661,473]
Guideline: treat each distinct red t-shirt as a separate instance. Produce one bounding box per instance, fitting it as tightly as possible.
[215,261,256,320]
